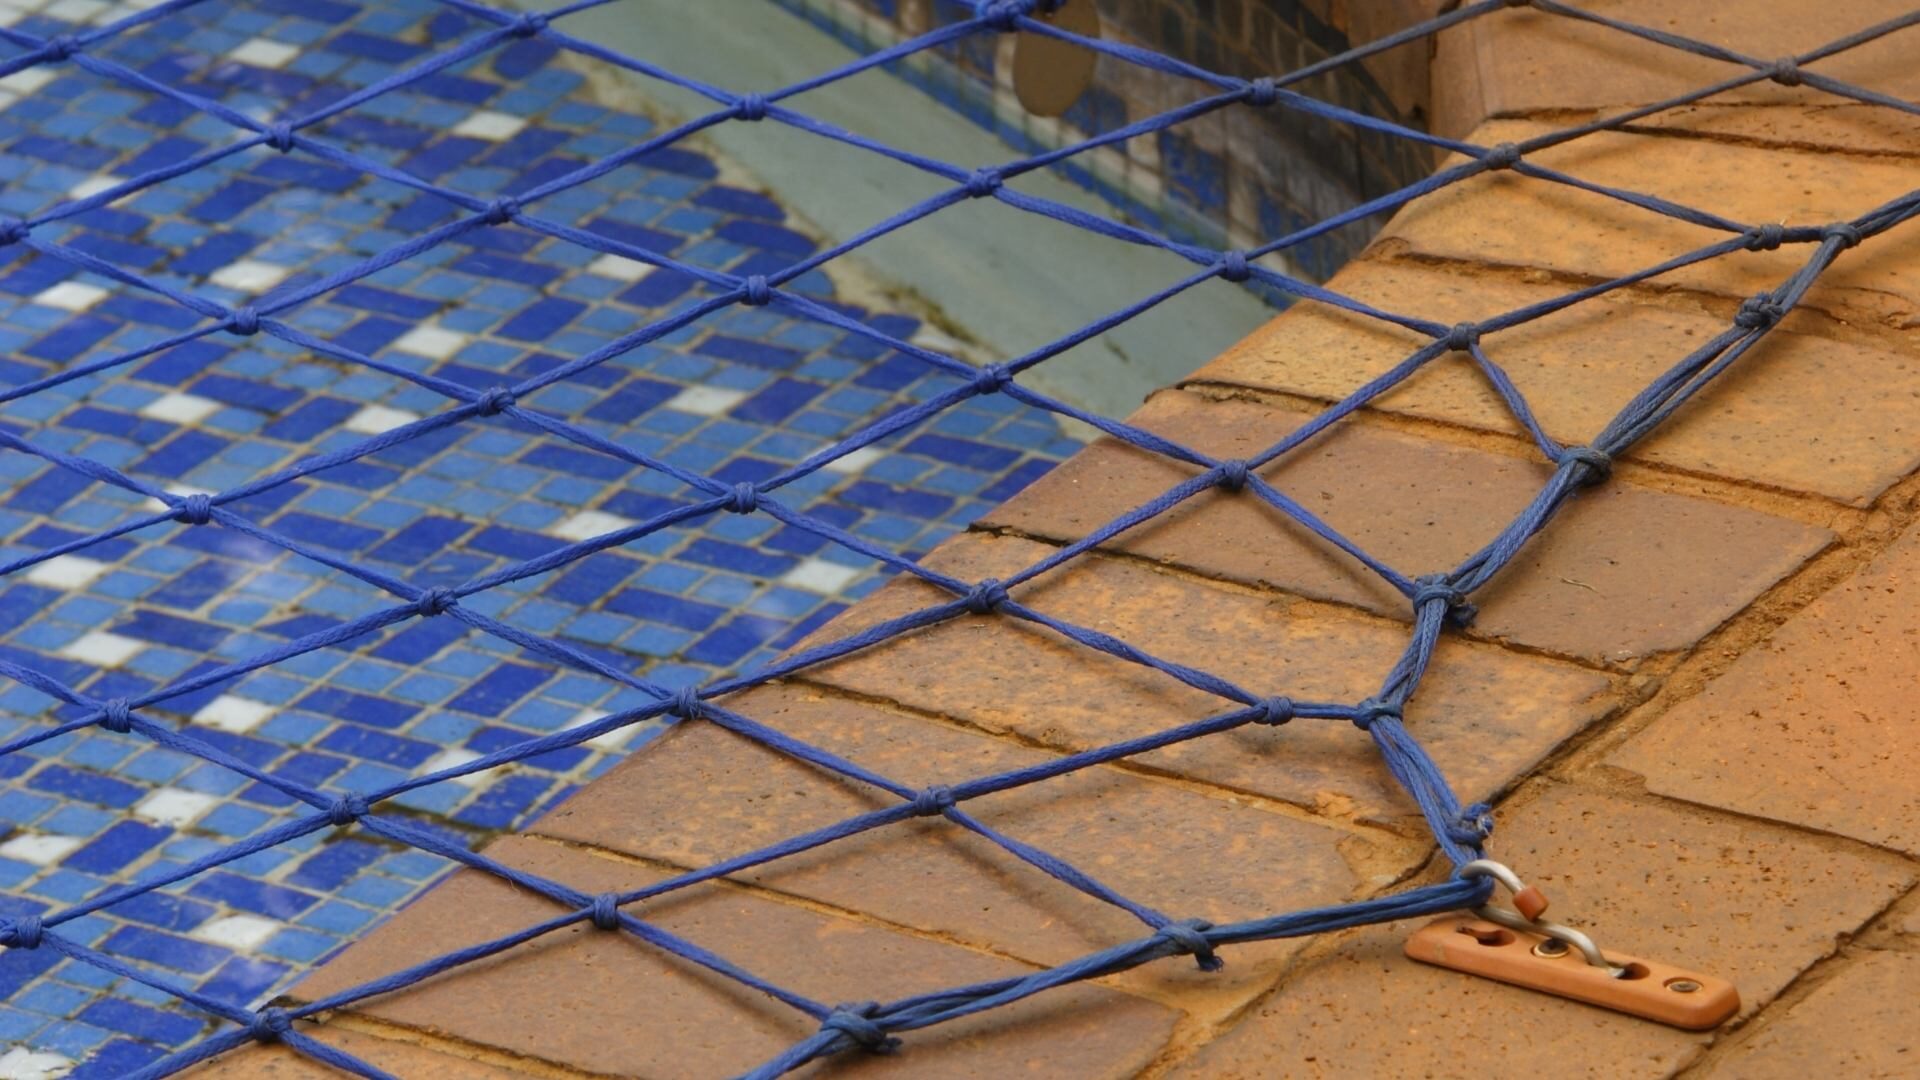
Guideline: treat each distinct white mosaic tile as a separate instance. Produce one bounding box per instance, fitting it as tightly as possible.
[139,391,222,425]
[42,0,105,22]
[549,510,634,542]
[32,281,108,312]
[781,557,862,594]
[0,833,83,866]
[208,258,292,292]
[227,37,300,68]
[0,1047,75,1080]
[824,445,885,474]
[345,404,421,435]
[193,914,280,950]
[587,254,653,282]
[134,787,220,827]
[67,173,121,199]
[450,109,527,141]
[565,709,633,751]
[391,323,467,360]
[24,554,109,591]
[418,747,499,787]
[58,631,143,668]
[0,67,54,94]
[192,694,275,733]
[665,385,747,417]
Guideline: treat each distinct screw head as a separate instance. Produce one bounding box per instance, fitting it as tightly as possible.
[1530,939,1570,958]
[1667,979,1701,994]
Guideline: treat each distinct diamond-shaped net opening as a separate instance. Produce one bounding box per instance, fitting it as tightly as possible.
[0,0,1914,1075]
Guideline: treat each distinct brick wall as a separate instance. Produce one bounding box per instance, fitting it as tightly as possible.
[770,0,1436,284]
[191,3,1920,1077]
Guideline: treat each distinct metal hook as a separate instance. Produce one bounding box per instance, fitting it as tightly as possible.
[1459,859,1625,977]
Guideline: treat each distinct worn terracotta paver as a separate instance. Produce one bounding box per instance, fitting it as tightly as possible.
[1624,104,1920,158]
[1169,784,1914,1079]
[535,683,1412,1016]
[184,1026,539,1079]
[982,390,1831,661]
[1610,516,1920,854]
[1430,0,1920,139]
[1698,950,1920,1079]
[798,532,1617,825]
[290,834,1177,1078]
[1185,258,1920,504]
[1382,119,1920,328]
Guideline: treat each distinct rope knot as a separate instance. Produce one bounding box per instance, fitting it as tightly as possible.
[974,0,1033,31]
[510,11,549,36]
[101,699,133,734]
[1558,444,1612,486]
[0,218,29,246]
[910,785,956,817]
[1156,918,1223,972]
[1411,574,1477,628]
[590,893,621,930]
[735,93,768,121]
[1768,57,1802,86]
[482,197,519,226]
[1559,441,1605,484]
[1213,459,1252,492]
[1823,222,1863,250]
[1,914,44,950]
[265,123,296,153]
[474,386,515,415]
[1482,142,1521,170]
[327,794,368,827]
[821,1002,900,1053]
[1447,801,1496,846]
[670,685,704,720]
[415,587,456,617]
[1245,77,1278,107]
[724,481,760,514]
[1744,223,1785,251]
[1734,293,1786,330]
[250,1007,294,1043]
[44,35,81,61]
[1444,321,1480,352]
[1218,250,1252,283]
[1254,696,1293,726]
[964,167,1003,199]
[963,578,1008,615]
[741,274,773,306]
[1352,698,1400,732]
[226,307,262,336]
[173,492,214,525]
[971,364,1013,394]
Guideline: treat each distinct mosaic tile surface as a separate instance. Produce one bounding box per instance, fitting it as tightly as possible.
[0,0,1077,1070]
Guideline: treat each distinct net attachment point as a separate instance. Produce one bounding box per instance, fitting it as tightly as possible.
[1404,861,1739,1029]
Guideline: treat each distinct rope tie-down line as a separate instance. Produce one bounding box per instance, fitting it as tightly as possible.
[0,0,1913,1075]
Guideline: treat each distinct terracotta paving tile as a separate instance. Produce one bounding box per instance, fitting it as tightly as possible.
[534,684,1413,1016]
[1431,0,1920,139]
[289,835,1177,1078]
[1609,518,1920,854]
[980,390,1831,662]
[1168,784,1914,1078]
[1381,119,1920,329]
[1185,258,1920,505]
[1624,104,1920,158]
[1698,951,1920,1079]
[184,1026,537,1079]
[796,532,1617,825]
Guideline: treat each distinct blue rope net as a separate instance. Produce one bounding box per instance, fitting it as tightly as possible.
[0,0,1914,1074]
